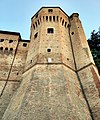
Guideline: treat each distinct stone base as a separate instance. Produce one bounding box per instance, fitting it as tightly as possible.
[78,64,100,120]
[2,64,91,120]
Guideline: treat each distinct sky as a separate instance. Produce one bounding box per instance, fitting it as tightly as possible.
[0,0,100,40]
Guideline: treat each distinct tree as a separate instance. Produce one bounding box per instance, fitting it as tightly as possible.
[87,27,100,74]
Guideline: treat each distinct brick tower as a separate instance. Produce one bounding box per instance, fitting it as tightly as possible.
[1,7,100,120]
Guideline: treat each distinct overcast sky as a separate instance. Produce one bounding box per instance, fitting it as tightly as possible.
[0,0,100,40]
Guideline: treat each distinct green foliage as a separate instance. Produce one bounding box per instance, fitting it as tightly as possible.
[87,27,100,74]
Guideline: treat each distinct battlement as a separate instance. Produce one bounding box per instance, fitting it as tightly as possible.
[0,31,29,55]
[0,30,30,83]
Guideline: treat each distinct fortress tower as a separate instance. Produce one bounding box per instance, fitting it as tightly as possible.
[0,7,100,120]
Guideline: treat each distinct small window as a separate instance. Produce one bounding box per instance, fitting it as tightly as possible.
[10,48,13,51]
[9,40,13,43]
[38,20,40,25]
[47,28,54,34]
[0,39,4,42]
[60,17,62,22]
[62,19,64,25]
[47,48,51,52]
[67,24,70,28]
[23,43,27,47]
[34,32,38,39]
[5,47,8,51]
[48,9,53,13]
[43,16,44,21]
[17,72,19,75]
[40,17,41,22]
[46,16,48,21]
[0,47,3,50]
[30,60,32,63]
[53,16,55,21]
[71,32,74,35]
[35,22,37,27]
[36,14,38,18]
[65,22,67,28]
[57,16,59,21]
[49,16,52,21]
[33,24,35,29]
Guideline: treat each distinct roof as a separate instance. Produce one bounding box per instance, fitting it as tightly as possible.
[31,7,69,20]
[20,39,30,42]
[0,30,21,39]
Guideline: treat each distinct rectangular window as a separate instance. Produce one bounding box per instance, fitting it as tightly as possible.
[34,32,38,39]
[47,28,54,34]
[23,43,27,47]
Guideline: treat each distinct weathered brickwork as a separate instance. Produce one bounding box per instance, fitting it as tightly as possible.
[0,81,20,119]
[2,65,91,120]
[0,7,100,120]
[0,31,29,119]
[78,65,100,120]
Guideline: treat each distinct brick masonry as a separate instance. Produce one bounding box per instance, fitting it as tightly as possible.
[0,7,100,120]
